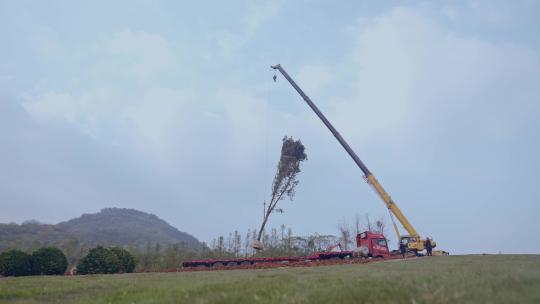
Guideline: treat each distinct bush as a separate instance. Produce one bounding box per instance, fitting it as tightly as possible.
[76,246,120,275]
[31,247,68,275]
[109,247,136,273]
[0,249,32,277]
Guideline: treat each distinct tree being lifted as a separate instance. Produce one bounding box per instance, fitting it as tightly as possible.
[252,136,307,251]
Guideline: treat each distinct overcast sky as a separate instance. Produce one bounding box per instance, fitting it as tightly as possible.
[1,0,539,254]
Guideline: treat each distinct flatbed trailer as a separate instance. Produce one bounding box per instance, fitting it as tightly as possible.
[182,251,355,268]
[182,231,390,269]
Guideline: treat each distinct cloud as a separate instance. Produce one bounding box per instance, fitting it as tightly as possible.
[216,0,284,57]
[21,29,286,162]
[296,65,335,94]
[244,0,284,34]
[26,25,65,57]
[333,7,540,144]
[106,30,180,83]
[466,0,540,24]
[20,31,184,153]
[0,75,14,81]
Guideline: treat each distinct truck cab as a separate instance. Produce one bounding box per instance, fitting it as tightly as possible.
[356,231,390,258]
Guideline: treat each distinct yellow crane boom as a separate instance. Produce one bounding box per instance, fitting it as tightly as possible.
[365,174,418,238]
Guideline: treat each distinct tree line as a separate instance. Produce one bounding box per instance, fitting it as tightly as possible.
[0,246,137,277]
[207,213,387,258]
[0,247,68,276]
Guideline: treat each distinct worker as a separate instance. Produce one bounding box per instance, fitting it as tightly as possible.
[400,240,407,258]
[425,238,433,256]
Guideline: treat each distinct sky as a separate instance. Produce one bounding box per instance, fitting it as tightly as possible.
[1,0,539,254]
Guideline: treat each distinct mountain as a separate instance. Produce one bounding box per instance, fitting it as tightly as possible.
[0,208,201,252]
[58,208,200,248]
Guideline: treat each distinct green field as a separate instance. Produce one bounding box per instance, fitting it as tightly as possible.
[1,255,539,304]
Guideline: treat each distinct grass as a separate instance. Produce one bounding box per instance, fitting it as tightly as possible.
[1,255,539,303]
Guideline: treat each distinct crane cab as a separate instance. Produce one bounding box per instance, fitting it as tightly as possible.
[400,236,423,255]
[400,236,437,255]
[356,231,390,258]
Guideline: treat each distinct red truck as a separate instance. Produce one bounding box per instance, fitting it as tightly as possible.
[182,231,389,268]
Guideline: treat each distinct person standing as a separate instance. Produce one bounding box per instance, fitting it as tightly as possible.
[400,240,407,258]
[425,238,433,256]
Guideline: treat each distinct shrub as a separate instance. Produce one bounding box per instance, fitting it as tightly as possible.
[109,247,136,273]
[0,249,32,277]
[31,247,68,275]
[76,246,120,275]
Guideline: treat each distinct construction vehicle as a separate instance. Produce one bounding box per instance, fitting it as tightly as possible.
[270,64,446,256]
[182,231,388,268]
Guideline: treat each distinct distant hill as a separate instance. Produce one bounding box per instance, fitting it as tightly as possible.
[0,208,201,252]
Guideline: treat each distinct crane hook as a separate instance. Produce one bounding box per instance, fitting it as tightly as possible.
[273,74,277,82]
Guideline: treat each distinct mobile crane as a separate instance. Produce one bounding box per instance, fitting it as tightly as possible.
[182,64,445,269]
[271,64,443,256]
